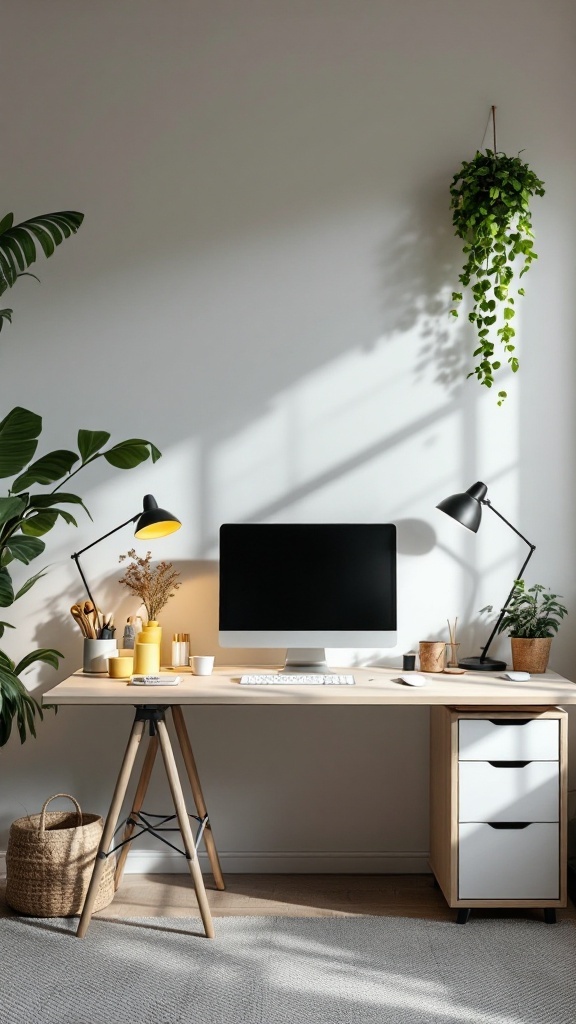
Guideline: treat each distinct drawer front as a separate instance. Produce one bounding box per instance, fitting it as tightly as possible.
[459,822,559,899]
[459,760,559,822]
[459,718,559,761]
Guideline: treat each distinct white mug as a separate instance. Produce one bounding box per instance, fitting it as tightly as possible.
[190,655,214,676]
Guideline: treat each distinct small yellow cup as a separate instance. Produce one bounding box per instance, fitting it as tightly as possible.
[108,656,134,679]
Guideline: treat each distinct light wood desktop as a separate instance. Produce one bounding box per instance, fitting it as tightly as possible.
[43,664,576,938]
[43,664,576,706]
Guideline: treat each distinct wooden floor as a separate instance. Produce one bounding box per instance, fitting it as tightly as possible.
[2,872,575,923]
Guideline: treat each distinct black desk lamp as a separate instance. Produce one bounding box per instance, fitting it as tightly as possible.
[436,481,535,671]
[71,494,181,625]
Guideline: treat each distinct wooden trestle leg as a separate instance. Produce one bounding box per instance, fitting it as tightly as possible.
[113,733,159,890]
[76,716,146,938]
[77,705,217,940]
[171,705,225,891]
[155,717,215,938]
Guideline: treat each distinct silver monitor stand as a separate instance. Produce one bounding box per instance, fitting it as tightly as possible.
[280,648,329,674]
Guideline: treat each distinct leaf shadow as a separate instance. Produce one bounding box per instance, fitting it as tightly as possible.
[375,180,471,396]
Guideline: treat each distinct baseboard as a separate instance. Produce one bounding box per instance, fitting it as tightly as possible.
[1,848,431,876]
[120,850,432,874]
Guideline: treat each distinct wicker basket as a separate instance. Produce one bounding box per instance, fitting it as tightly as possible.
[511,636,553,674]
[5,793,115,917]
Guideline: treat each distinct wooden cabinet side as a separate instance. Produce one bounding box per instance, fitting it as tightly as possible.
[429,705,458,904]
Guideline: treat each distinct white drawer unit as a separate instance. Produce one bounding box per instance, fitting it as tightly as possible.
[459,760,559,823]
[459,718,559,762]
[459,823,560,900]
[430,706,567,924]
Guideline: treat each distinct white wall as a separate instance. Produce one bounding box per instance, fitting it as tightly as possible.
[1,0,575,872]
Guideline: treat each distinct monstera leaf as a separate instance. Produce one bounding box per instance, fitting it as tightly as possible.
[0,210,83,331]
[0,408,162,745]
[0,651,62,746]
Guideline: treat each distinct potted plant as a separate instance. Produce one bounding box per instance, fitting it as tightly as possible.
[0,207,164,745]
[0,407,162,746]
[496,580,568,673]
[449,108,545,404]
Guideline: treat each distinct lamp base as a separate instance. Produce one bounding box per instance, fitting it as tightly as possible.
[458,655,507,672]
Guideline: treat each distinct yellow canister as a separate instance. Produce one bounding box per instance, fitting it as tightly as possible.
[133,639,160,675]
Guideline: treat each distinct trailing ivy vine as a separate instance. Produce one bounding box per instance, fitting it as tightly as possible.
[449,118,545,404]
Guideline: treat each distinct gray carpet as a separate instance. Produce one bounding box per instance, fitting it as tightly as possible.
[1,914,575,1024]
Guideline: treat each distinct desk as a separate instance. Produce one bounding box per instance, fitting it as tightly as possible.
[43,665,576,937]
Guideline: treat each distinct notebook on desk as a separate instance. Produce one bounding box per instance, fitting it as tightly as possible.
[128,675,182,686]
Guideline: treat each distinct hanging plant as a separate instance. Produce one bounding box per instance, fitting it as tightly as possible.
[449,107,545,404]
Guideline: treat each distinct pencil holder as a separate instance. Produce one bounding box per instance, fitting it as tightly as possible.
[418,641,446,673]
[83,639,118,674]
[446,642,461,669]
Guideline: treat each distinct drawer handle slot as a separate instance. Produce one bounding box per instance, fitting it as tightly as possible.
[488,822,531,830]
[488,719,531,726]
[488,760,530,768]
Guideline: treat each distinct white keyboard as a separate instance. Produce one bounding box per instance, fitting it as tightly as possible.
[240,674,355,686]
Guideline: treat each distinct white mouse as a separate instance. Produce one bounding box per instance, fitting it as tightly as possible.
[502,670,531,681]
[397,673,428,687]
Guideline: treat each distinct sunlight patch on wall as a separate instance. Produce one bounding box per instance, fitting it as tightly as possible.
[210,335,453,526]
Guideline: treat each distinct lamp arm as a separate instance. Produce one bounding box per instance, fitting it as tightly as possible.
[70,553,100,617]
[482,499,534,549]
[479,500,536,663]
[70,513,139,559]
[70,512,139,623]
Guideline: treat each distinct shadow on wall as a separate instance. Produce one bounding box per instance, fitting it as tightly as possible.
[377,182,470,394]
[396,518,435,556]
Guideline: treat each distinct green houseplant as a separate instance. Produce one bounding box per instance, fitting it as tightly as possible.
[496,580,568,673]
[449,120,545,404]
[0,407,162,746]
[0,209,83,331]
[0,207,164,745]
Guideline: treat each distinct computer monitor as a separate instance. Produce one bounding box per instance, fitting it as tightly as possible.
[218,523,397,671]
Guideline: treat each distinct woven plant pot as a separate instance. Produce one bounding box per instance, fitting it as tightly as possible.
[5,793,115,917]
[511,636,553,674]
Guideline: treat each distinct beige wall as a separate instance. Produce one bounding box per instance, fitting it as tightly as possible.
[1,0,575,871]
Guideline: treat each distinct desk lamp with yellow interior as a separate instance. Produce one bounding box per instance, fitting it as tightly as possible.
[71,494,181,639]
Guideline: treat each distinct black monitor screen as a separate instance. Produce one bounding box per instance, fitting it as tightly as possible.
[219,524,396,631]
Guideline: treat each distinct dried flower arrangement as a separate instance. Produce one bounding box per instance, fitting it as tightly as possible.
[118,549,181,622]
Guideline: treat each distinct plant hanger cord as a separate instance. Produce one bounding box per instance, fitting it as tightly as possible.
[478,105,498,155]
